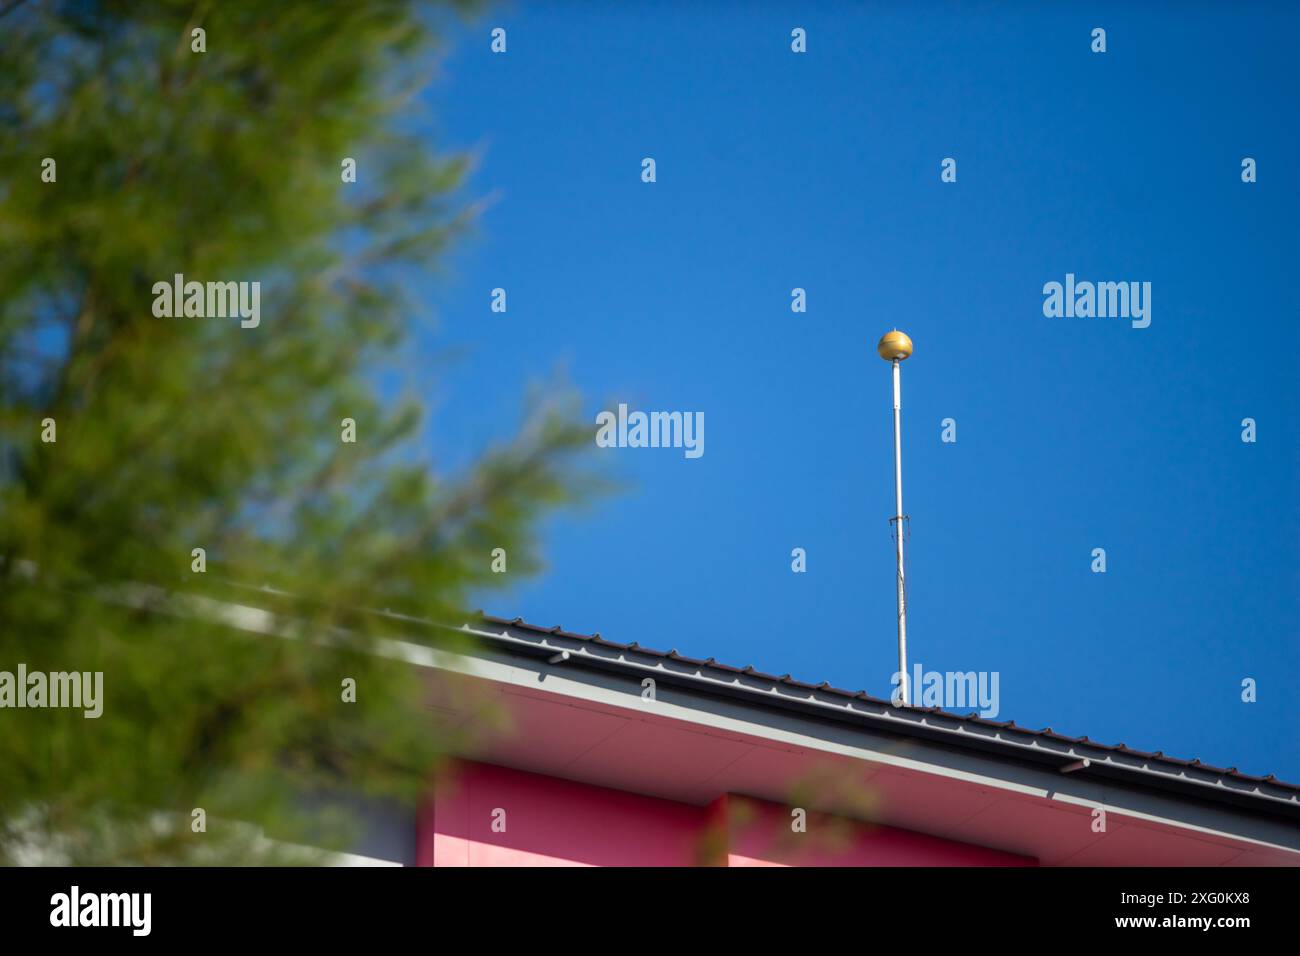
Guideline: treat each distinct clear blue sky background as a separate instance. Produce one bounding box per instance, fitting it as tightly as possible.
[411,3,1299,781]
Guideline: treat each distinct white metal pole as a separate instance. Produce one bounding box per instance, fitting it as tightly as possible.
[892,358,909,706]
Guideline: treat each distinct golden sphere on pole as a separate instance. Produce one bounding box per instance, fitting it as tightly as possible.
[877,330,913,361]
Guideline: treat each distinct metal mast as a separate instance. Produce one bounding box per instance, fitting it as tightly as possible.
[877,330,914,705]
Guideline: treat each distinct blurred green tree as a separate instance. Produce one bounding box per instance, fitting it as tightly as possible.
[0,0,594,864]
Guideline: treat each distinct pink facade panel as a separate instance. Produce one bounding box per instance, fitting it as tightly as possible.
[715,794,1034,866]
[421,761,708,867]
[420,761,1036,867]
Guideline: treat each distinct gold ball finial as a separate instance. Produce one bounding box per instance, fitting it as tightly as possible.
[877,330,913,361]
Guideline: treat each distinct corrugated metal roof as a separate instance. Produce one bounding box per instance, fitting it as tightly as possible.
[471,612,1300,798]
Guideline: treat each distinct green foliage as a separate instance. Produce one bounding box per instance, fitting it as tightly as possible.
[0,0,595,863]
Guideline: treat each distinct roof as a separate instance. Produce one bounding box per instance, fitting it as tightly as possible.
[463,612,1300,816]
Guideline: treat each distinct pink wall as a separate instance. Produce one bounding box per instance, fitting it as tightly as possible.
[715,794,1032,866]
[419,761,1035,867]
[421,761,707,866]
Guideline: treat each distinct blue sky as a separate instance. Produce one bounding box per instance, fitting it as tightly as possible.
[412,3,1299,781]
